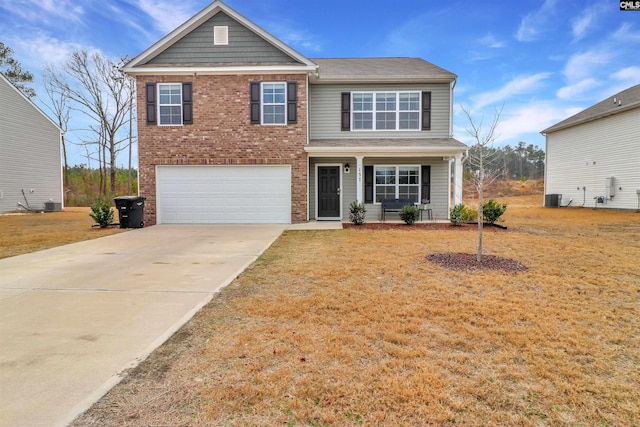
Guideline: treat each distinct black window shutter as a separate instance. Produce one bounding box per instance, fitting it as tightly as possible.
[364,165,373,203]
[182,82,192,124]
[287,81,297,124]
[146,82,156,124]
[250,82,260,124]
[422,91,431,131]
[341,92,351,131]
[421,165,431,202]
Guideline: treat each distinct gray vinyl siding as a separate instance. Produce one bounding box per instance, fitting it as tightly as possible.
[148,12,299,65]
[0,78,62,212]
[309,157,449,220]
[545,107,640,210]
[309,83,451,139]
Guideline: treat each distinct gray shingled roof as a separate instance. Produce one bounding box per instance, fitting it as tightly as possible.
[310,58,457,83]
[542,84,640,134]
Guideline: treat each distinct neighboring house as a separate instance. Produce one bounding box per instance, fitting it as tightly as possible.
[541,84,640,210]
[0,73,63,213]
[124,0,467,225]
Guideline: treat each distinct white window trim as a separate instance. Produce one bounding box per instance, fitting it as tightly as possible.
[373,165,421,204]
[157,83,183,126]
[351,91,421,131]
[261,82,287,126]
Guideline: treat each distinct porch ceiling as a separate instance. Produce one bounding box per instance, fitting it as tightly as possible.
[305,138,468,158]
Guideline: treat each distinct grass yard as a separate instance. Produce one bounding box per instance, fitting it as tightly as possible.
[0,208,124,259]
[69,194,640,426]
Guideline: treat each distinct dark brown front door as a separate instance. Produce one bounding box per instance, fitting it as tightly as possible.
[318,166,340,218]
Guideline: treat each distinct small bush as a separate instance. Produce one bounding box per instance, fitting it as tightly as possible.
[450,203,471,226]
[399,204,420,225]
[348,201,367,226]
[90,200,114,228]
[483,199,507,224]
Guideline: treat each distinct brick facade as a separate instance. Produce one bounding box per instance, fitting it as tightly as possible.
[136,73,308,225]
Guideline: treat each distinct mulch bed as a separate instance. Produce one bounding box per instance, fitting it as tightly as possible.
[343,222,508,231]
[427,252,528,272]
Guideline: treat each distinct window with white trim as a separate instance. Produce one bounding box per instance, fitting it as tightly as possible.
[262,82,286,124]
[158,83,182,125]
[374,165,420,203]
[352,91,421,130]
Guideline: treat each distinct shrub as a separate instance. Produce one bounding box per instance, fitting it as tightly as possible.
[348,201,367,226]
[399,204,420,225]
[450,203,471,226]
[482,199,507,224]
[89,200,114,228]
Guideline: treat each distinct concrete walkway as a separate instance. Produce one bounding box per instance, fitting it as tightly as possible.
[0,224,285,427]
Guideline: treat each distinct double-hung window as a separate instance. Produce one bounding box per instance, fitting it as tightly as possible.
[374,166,420,203]
[351,92,421,131]
[145,82,192,126]
[262,82,286,124]
[158,83,183,126]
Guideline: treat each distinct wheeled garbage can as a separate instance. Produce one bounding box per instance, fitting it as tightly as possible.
[113,196,146,229]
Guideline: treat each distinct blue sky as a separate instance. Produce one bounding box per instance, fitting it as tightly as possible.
[1,0,639,167]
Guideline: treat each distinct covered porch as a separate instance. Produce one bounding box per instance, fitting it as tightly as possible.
[305,139,468,222]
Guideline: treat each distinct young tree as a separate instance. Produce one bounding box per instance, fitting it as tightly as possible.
[461,104,503,262]
[0,42,36,98]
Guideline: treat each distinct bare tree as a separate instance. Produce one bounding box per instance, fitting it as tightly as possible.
[46,50,133,195]
[42,68,72,194]
[461,104,503,262]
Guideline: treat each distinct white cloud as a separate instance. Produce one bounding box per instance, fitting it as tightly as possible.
[516,0,559,42]
[562,49,612,81]
[571,3,606,41]
[471,73,552,110]
[611,66,640,82]
[479,33,505,49]
[556,78,600,100]
[135,0,199,33]
[7,32,88,73]
[0,0,84,23]
[264,23,322,53]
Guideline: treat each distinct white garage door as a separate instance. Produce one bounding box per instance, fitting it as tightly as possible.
[156,165,291,224]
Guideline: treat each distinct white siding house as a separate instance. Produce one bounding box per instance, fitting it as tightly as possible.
[541,84,640,210]
[0,73,63,212]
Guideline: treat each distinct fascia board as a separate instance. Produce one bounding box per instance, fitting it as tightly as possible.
[304,146,466,157]
[123,65,317,76]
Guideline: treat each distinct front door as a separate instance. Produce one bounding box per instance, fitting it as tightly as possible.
[317,166,340,218]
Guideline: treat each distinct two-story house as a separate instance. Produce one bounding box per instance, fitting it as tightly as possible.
[124,0,467,225]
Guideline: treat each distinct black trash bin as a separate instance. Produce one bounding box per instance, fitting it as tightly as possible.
[114,196,146,228]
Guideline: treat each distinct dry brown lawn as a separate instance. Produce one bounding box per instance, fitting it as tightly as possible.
[0,208,125,259]
[64,194,640,426]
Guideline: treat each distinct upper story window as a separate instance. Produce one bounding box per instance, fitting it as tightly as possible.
[351,91,421,131]
[342,91,430,132]
[262,82,286,125]
[158,83,183,125]
[145,82,192,126]
[250,81,298,125]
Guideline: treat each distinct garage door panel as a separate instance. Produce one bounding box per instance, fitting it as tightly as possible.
[156,166,291,224]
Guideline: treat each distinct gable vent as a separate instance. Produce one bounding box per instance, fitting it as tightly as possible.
[214,26,229,45]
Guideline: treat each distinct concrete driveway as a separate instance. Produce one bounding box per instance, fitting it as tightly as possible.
[0,224,285,427]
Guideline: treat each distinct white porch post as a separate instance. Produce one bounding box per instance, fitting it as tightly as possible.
[454,153,463,205]
[356,155,364,203]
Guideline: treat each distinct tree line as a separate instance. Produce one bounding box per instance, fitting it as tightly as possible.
[65,166,138,206]
[465,141,545,181]
[1,42,136,199]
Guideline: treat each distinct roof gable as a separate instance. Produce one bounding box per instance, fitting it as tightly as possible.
[0,73,62,132]
[124,0,316,74]
[542,84,640,134]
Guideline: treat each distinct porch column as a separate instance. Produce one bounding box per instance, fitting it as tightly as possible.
[454,153,463,205]
[356,155,364,203]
